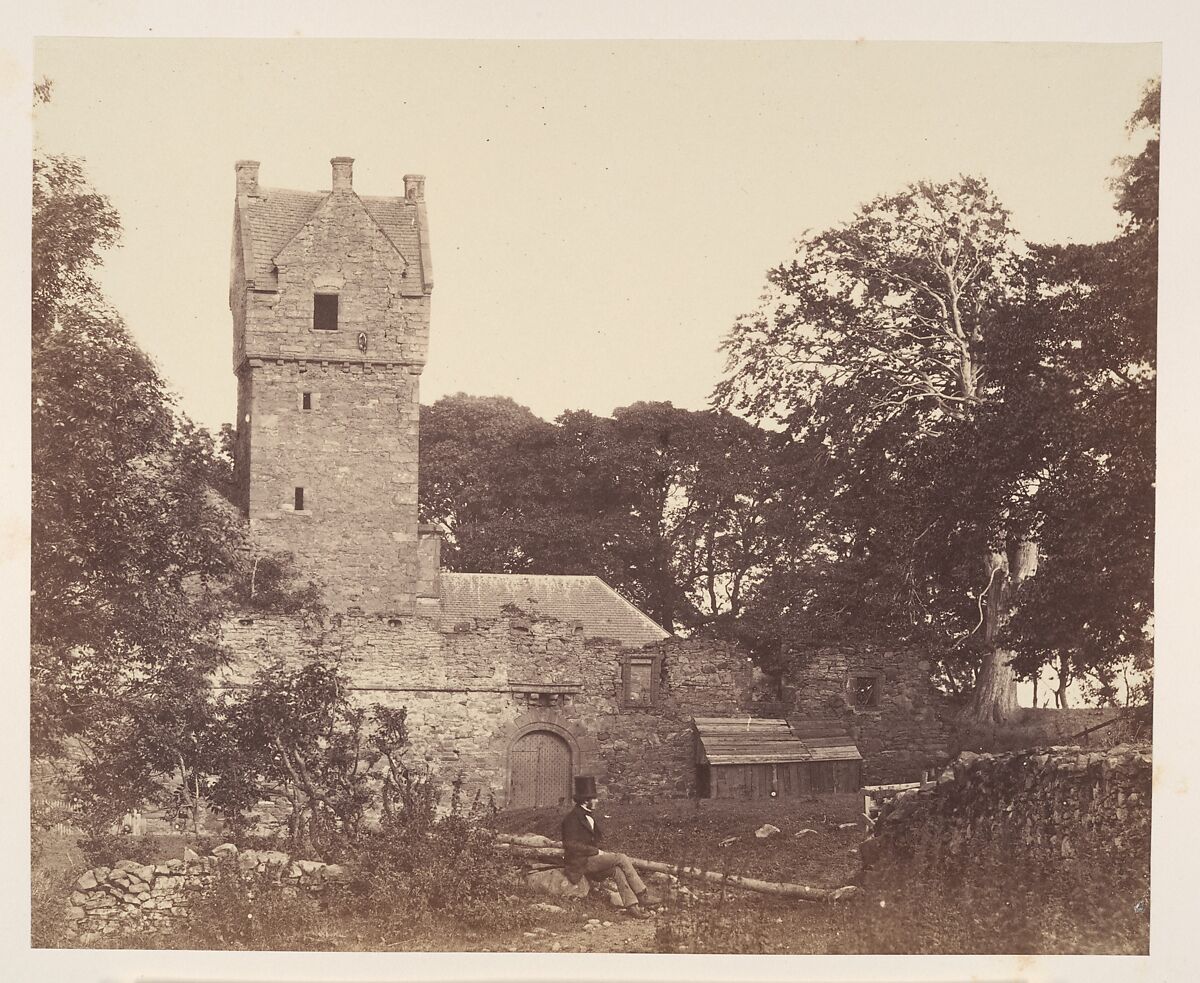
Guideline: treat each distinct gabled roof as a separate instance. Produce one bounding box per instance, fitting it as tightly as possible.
[235,188,424,291]
[694,717,863,765]
[438,572,669,649]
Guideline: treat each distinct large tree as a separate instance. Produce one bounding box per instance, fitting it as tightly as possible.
[1001,80,1158,706]
[717,175,1041,721]
[554,402,781,634]
[716,82,1158,720]
[29,91,293,825]
[419,394,780,635]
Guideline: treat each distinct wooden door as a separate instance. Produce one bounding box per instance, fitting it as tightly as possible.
[509,730,572,808]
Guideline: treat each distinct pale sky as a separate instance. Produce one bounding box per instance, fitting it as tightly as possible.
[10,11,1200,981]
[34,39,1160,435]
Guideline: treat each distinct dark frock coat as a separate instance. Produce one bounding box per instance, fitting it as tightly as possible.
[561,803,603,883]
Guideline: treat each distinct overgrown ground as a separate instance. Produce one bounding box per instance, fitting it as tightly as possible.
[490,794,866,885]
[33,794,1149,955]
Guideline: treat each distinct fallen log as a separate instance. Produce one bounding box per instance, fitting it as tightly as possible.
[494,832,858,903]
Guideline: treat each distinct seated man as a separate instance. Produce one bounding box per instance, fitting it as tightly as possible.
[561,776,655,918]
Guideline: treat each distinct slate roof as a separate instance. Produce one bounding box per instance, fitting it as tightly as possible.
[236,187,423,291]
[694,717,863,765]
[438,572,669,649]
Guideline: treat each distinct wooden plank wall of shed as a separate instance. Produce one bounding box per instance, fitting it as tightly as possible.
[707,759,862,798]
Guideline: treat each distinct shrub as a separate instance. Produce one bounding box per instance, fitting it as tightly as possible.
[78,830,165,869]
[343,776,521,932]
[176,857,323,950]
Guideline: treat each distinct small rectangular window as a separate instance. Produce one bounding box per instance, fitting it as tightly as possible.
[313,293,338,331]
[302,392,312,410]
[294,487,305,511]
[852,675,880,709]
[624,655,658,707]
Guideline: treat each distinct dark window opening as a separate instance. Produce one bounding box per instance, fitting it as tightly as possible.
[302,392,312,410]
[313,293,339,331]
[623,654,660,707]
[294,487,305,511]
[852,675,880,709]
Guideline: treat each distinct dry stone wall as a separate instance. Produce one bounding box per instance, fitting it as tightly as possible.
[866,744,1152,873]
[65,843,350,944]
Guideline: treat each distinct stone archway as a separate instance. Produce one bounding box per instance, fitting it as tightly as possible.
[508,729,573,808]
[499,710,602,810]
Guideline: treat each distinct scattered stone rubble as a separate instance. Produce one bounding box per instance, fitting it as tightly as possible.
[65,843,351,943]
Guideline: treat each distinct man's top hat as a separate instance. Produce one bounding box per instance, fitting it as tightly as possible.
[574,776,598,801]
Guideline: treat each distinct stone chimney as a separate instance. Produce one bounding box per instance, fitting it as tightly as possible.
[235,160,260,196]
[331,156,354,193]
[416,524,443,603]
[404,174,425,202]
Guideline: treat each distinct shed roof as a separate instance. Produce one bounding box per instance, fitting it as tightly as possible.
[439,572,669,649]
[694,717,863,766]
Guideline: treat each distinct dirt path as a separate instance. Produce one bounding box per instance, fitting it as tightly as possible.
[503,910,659,953]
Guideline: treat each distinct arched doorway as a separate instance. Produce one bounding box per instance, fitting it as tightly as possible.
[508,729,573,808]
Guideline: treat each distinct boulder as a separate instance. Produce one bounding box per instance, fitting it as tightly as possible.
[754,824,782,839]
[212,843,238,858]
[323,864,350,883]
[524,867,589,900]
[74,870,98,891]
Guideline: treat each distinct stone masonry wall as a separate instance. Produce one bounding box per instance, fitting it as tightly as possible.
[785,642,952,784]
[231,170,431,616]
[65,843,351,944]
[220,612,751,814]
[238,360,421,614]
[867,745,1152,876]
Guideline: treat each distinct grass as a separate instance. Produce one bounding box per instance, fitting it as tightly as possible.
[33,794,1149,955]
[490,793,866,885]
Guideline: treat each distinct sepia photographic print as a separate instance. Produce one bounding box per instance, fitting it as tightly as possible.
[14,9,1194,982]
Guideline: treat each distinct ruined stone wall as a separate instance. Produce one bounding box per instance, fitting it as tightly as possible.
[868,745,1152,876]
[785,643,952,784]
[65,843,351,944]
[220,613,751,809]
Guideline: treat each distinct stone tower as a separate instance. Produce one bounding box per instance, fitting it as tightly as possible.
[229,157,434,614]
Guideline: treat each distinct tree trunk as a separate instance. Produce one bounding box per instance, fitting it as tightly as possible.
[1057,651,1071,709]
[494,833,857,903]
[961,541,1038,726]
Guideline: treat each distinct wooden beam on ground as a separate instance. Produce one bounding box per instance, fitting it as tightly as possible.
[494,832,859,904]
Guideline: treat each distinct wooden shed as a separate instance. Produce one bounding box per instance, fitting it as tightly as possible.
[693,717,863,799]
